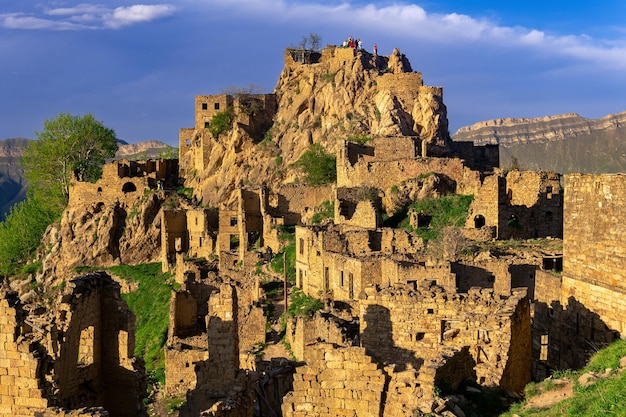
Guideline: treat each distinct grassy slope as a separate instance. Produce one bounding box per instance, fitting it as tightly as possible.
[107,263,174,385]
[501,338,626,416]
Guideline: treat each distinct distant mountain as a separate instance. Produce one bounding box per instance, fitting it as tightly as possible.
[0,138,175,220]
[0,138,29,220]
[452,111,626,174]
[115,140,175,160]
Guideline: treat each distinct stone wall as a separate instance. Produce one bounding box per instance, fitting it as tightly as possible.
[286,313,356,361]
[296,224,428,300]
[282,343,386,417]
[337,144,478,195]
[562,173,626,334]
[359,285,531,392]
[162,209,188,271]
[466,170,562,240]
[0,273,145,417]
[69,159,177,208]
[186,208,219,260]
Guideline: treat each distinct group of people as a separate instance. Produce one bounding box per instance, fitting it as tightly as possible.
[342,36,362,50]
[341,36,377,56]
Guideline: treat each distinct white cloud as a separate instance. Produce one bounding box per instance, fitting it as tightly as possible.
[105,5,178,29]
[0,13,89,30]
[0,3,177,30]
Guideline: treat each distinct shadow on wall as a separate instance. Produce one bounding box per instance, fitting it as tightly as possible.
[532,296,619,381]
[361,304,424,372]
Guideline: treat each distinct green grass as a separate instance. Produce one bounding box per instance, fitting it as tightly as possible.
[311,200,334,224]
[107,262,173,385]
[384,194,474,241]
[500,338,626,417]
[271,241,296,284]
[287,287,324,318]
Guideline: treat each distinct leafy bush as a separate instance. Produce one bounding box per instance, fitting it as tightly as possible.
[293,144,336,186]
[347,133,373,145]
[177,187,194,200]
[208,107,234,138]
[288,288,324,317]
[311,200,334,224]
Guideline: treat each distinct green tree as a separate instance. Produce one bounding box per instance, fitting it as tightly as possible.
[22,113,118,201]
[294,143,337,186]
[0,192,60,275]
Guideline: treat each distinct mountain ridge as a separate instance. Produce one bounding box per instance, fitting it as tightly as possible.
[453,110,626,173]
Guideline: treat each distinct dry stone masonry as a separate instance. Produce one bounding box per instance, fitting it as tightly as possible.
[14,43,626,416]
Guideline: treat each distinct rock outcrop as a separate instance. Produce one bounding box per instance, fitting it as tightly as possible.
[180,46,451,208]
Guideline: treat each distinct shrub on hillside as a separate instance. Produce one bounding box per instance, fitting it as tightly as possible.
[293,144,336,186]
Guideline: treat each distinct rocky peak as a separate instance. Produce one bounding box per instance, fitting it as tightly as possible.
[184,45,451,207]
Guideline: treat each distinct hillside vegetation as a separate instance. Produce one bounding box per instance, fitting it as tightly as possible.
[501,338,626,416]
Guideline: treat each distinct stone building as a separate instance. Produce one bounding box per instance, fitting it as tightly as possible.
[465,170,563,240]
[0,272,146,417]
[178,93,278,178]
[283,284,531,416]
[337,137,483,196]
[295,222,430,300]
[68,158,178,208]
[160,185,334,272]
[527,174,625,379]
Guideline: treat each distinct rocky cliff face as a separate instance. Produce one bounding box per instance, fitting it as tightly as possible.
[183,47,451,208]
[38,189,186,284]
[453,111,626,173]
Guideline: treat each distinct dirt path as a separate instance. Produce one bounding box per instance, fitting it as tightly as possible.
[522,378,573,411]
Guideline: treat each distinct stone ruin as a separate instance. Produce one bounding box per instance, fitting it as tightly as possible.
[16,44,626,416]
[0,272,145,417]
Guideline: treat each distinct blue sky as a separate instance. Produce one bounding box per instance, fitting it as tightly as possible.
[1,1,625,146]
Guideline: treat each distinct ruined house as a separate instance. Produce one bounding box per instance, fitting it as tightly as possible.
[0,272,146,417]
[68,158,178,208]
[178,94,277,179]
[465,170,563,240]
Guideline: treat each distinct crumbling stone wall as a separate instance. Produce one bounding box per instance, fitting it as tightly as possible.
[296,224,427,300]
[335,187,383,229]
[69,159,177,208]
[281,343,385,417]
[286,312,359,360]
[337,141,477,194]
[451,141,499,172]
[563,173,626,334]
[465,170,562,240]
[161,209,188,271]
[0,273,146,417]
[187,208,219,259]
[178,284,255,416]
[380,258,455,290]
[526,174,625,379]
[359,285,531,392]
